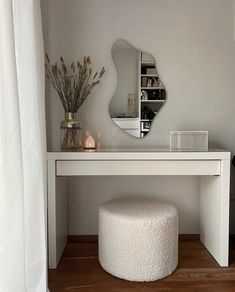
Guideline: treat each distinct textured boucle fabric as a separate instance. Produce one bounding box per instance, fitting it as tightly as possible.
[98,197,178,282]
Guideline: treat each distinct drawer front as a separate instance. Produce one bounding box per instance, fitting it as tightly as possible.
[112,119,139,129]
[124,129,140,137]
[56,160,220,176]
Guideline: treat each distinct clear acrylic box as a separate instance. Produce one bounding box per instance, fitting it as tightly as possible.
[170,131,208,151]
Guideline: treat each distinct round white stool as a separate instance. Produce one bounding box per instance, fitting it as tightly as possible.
[98,197,178,282]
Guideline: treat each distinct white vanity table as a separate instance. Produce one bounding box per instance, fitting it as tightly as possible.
[47,148,231,269]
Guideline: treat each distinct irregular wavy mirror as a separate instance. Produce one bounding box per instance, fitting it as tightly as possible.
[109,39,166,138]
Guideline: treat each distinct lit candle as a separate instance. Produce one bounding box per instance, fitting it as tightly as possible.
[84,135,96,149]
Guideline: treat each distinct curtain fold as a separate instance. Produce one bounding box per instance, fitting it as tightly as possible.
[0,0,47,291]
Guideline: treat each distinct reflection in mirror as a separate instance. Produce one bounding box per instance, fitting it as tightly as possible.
[109,39,166,138]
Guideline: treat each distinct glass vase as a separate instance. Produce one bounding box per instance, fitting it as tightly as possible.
[60,112,81,151]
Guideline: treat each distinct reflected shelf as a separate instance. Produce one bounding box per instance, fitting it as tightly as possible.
[141,100,165,103]
[141,87,165,89]
[141,74,158,77]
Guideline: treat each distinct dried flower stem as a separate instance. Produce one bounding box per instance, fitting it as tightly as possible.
[45,55,105,113]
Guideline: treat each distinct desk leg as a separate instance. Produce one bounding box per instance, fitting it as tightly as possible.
[200,159,230,267]
[47,160,68,269]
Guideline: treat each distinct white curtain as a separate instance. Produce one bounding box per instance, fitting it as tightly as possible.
[0,0,47,291]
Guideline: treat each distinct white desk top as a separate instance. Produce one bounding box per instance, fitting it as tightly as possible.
[47,148,231,160]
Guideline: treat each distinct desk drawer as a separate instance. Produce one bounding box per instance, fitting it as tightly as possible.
[56,160,220,176]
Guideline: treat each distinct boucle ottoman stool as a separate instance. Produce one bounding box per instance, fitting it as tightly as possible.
[98,197,178,282]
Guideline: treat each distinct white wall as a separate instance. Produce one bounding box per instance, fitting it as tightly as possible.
[109,44,139,116]
[42,0,235,234]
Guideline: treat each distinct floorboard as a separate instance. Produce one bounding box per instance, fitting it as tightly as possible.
[48,238,235,292]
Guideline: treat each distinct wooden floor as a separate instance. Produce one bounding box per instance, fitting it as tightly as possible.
[48,238,235,292]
